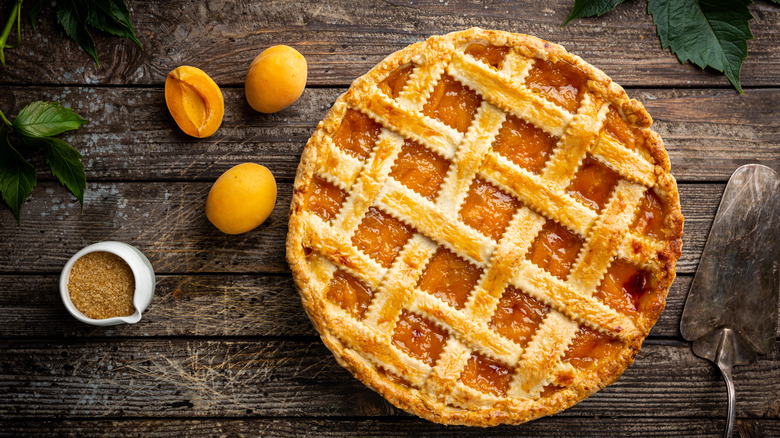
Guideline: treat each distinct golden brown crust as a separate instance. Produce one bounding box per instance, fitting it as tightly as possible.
[287,28,684,427]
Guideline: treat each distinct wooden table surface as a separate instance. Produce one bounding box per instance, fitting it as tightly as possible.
[1,1,779,436]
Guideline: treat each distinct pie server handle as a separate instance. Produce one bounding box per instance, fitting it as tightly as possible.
[719,363,736,438]
[711,328,737,438]
[691,327,754,438]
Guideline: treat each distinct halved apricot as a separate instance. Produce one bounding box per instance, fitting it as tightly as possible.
[165,66,225,138]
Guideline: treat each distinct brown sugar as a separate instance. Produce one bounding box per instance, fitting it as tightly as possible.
[68,251,136,319]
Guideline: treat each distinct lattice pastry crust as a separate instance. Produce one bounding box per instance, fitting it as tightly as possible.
[287,28,683,426]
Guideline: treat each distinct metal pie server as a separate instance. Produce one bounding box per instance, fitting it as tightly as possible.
[681,164,780,438]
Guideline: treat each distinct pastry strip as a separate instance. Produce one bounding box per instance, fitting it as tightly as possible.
[449,52,572,138]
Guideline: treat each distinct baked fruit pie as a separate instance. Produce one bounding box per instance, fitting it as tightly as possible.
[287,28,683,426]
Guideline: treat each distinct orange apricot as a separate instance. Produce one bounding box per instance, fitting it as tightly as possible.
[206,163,277,235]
[245,45,307,113]
[165,66,224,138]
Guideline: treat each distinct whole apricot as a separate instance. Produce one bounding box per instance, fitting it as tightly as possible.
[245,45,307,113]
[165,66,224,138]
[206,163,277,235]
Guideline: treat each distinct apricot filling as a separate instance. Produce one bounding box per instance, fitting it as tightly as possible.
[525,59,587,113]
[492,114,557,173]
[527,220,583,280]
[305,176,347,222]
[332,109,382,160]
[418,247,483,309]
[326,269,374,319]
[459,178,521,241]
[594,261,652,315]
[464,43,510,69]
[460,352,512,397]
[352,207,415,268]
[389,140,450,201]
[566,156,620,211]
[392,310,448,366]
[489,286,550,347]
[631,189,667,239]
[423,74,483,133]
[378,64,416,99]
[562,326,622,370]
[603,106,644,151]
[539,384,562,398]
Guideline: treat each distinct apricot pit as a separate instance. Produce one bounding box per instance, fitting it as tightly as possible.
[165,66,224,138]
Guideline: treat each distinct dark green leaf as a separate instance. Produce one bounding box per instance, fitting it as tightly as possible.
[53,0,142,65]
[21,136,86,207]
[57,0,99,66]
[87,0,142,48]
[29,0,52,29]
[0,127,37,224]
[564,0,626,25]
[12,101,88,138]
[648,0,753,93]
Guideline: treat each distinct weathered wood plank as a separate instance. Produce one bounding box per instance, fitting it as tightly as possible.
[0,182,717,274]
[1,417,777,437]
[1,1,779,88]
[4,274,778,339]
[0,339,778,418]
[0,274,307,338]
[0,87,777,183]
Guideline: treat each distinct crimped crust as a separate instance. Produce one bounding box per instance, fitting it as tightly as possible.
[287,28,683,426]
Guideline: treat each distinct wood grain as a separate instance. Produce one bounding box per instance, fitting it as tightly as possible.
[0,182,719,275]
[0,339,778,419]
[1,417,777,437]
[3,274,778,340]
[0,274,307,338]
[0,86,777,183]
[1,1,779,88]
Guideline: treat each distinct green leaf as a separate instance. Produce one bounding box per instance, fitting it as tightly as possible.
[0,127,37,224]
[564,0,626,25]
[29,0,52,29]
[21,136,86,207]
[12,101,88,138]
[87,0,142,48]
[648,0,753,93]
[54,0,142,66]
[57,0,100,66]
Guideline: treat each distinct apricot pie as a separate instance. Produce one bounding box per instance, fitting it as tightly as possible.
[287,28,683,426]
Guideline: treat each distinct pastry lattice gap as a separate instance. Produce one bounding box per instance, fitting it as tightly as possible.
[301,41,669,402]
